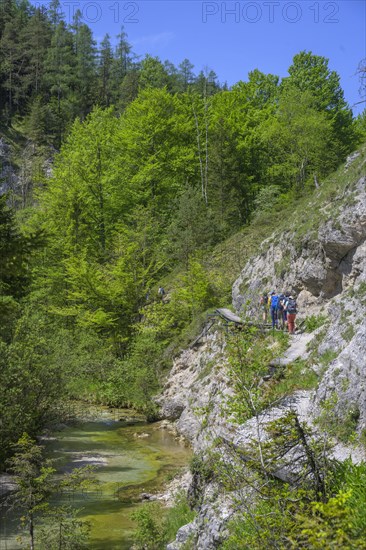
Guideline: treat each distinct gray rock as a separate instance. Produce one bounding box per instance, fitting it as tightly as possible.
[315,318,366,430]
[167,522,196,549]
[162,162,366,549]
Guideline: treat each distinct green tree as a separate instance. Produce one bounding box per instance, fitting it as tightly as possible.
[112,26,132,91]
[6,433,55,550]
[98,33,113,107]
[261,87,334,189]
[283,51,356,158]
[177,58,195,91]
[43,19,77,146]
[0,10,24,115]
[20,6,51,99]
[25,95,55,145]
[139,55,169,90]
[0,195,33,342]
[117,68,140,111]
[6,434,93,550]
[72,10,97,117]
[167,186,217,266]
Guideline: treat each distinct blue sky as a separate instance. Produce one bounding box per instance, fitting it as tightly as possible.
[37,0,366,115]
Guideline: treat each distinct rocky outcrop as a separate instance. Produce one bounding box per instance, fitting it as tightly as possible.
[157,330,233,453]
[160,152,366,548]
[315,317,366,430]
[0,138,18,196]
[232,172,366,437]
[233,175,366,308]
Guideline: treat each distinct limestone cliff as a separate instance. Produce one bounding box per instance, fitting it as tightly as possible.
[159,149,366,549]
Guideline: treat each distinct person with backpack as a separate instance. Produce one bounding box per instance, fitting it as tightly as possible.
[269,291,279,329]
[158,287,166,301]
[259,291,268,322]
[285,294,297,334]
[282,291,290,329]
[276,292,286,329]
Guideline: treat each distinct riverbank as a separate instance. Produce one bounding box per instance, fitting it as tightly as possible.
[0,405,191,549]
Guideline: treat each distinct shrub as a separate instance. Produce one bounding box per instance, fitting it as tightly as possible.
[304,314,327,332]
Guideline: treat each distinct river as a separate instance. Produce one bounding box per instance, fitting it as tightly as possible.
[0,405,191,549]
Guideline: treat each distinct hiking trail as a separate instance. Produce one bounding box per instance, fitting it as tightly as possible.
[273,331,315,366]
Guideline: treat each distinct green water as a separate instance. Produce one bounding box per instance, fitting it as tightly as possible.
[0,406,191,550]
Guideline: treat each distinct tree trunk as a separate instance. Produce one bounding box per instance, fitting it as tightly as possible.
[29,513,34,550]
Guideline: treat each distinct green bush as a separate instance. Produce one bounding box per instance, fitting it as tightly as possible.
[222,461,366,550]
[304,314,327,332]
[131,492,196,549]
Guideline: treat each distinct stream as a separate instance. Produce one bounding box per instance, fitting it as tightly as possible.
[0,405,191,549]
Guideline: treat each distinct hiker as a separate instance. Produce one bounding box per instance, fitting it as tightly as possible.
[282,291,290,329]
[285,294,297,334]
[276,292,286,329]
[259,291,268,322]
[158,287,165,301]
[269,291,279,329]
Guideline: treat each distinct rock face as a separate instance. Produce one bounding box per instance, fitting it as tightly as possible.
[233,175,366,307]
[160,153,366,549]
[0,138,18,196]
[231,173,366,436]
[315,318,366,429]
[157,331,233,452]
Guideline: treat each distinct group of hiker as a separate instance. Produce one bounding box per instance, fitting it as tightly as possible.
[259,290,298,334]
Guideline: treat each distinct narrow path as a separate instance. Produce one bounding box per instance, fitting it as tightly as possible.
[272,332,315,366]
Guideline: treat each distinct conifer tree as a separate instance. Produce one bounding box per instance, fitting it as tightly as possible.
[21,7,51,98]
[43,19,76,146]
[113,26,132,85]
[72,10,97,117]
[0,11,23,115]
[178,58,195,91]
[98,33,114,106]
[139,55,169,90]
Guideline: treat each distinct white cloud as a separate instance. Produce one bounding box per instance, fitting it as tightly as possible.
[132,31,175,48]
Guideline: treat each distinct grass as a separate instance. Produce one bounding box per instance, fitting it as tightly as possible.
[342,325,355,342]
[131,491,196,549]
[304,314,328,332]
[261,358,318,407]
[319,349,338,367]
[316,398,361,444]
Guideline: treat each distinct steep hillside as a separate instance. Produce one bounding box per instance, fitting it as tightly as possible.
[158,147,366,549]
[233,148,366,433]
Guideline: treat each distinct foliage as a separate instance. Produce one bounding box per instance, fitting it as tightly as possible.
[304,314,328,332]
[6,434,94,549]
[131,492,196,549]
[220,421,366,550]
[226,328,288,422]
[261,358,318,406]
[36,507,91,550]
[316,394,361,444]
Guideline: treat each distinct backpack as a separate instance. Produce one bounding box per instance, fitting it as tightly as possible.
[277,294,285,311]
[287,299,297,314]
[270,295,279,309]
[260,293,268,305]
